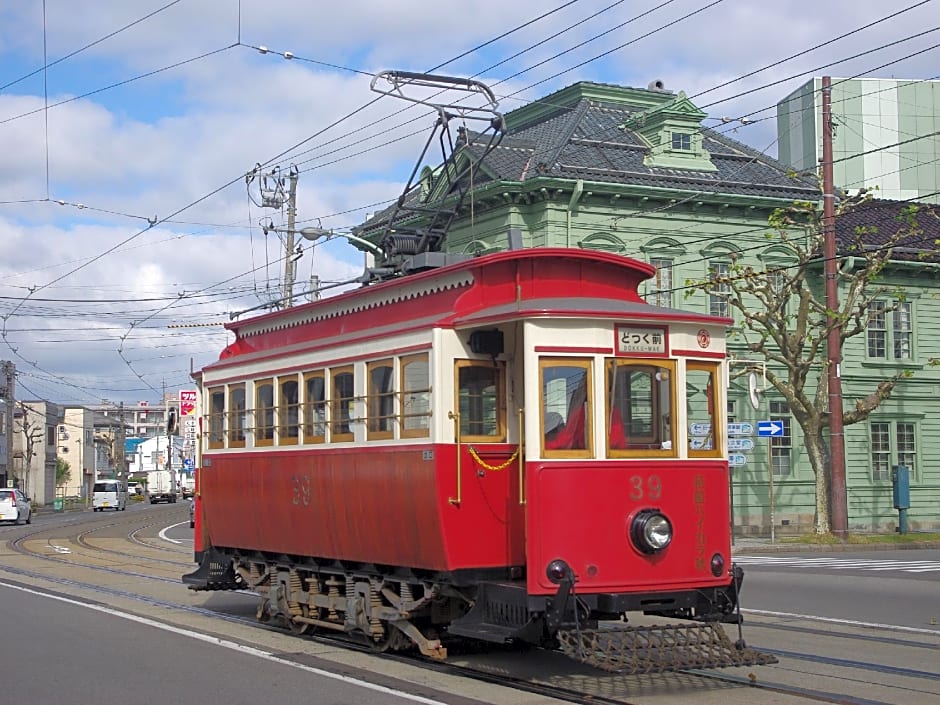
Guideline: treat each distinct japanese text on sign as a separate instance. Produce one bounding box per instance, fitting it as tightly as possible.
[179,389,197,416]
[616,325,666,354]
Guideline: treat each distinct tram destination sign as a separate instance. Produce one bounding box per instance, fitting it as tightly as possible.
[615,324,666,355]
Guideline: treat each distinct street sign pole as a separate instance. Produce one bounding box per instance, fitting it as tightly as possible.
[768,438,775,544]
[756,419,784,543]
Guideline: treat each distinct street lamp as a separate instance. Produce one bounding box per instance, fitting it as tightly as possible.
[298,227,384,258]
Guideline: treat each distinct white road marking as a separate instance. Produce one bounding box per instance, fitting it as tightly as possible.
[735,556,940,573]
[158,521,190,544]
[0,580,448,704]
[744,608,940,635]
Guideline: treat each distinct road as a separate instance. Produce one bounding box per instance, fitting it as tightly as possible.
[3,507,939,705]
[2,581,457,705]
[737,550,940,632]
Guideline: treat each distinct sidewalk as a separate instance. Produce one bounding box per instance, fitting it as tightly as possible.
[732,535,940,554]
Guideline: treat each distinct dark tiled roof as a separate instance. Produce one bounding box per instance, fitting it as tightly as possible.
[836,199,940,263]
[466,84,820,200]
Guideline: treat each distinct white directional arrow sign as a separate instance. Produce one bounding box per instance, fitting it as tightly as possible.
[757,420,784,437]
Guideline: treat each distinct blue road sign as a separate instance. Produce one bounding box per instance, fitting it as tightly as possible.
[757,420,784,437]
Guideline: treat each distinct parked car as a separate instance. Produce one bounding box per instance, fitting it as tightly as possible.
[188,499,195,528]
[127,482,141,496]
[0,488,32,525]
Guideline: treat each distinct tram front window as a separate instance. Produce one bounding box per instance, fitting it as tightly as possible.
[687,361,722,458]
[607,360,675,455]
[540,359,592,455]
[456,361,504,441]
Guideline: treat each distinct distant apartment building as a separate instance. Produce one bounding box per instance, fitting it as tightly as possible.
[777,77,940,204]
[93,394,181,439]
[58,406,128,497]
[12,400,58,505]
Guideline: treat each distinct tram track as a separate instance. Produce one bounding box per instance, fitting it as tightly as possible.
[3,504,191,580]
[3,512,936,705]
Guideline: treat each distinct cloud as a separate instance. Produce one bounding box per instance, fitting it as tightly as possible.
[0,0,937,404]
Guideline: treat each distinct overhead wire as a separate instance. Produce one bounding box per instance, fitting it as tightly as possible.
[0,0,186,92]
[3,0,936,402]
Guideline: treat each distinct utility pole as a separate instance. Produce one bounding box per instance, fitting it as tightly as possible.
[822,76,848,537]
[0,361,14,488]
[116,402,126,484]
[281,166,300,308]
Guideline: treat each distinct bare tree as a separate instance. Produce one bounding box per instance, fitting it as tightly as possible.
[14,401,44,497]
[687,193,936,534]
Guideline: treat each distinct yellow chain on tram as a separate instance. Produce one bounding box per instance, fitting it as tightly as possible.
[468,446,520,472]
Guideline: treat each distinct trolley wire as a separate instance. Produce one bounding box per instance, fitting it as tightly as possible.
[2,1,937,402]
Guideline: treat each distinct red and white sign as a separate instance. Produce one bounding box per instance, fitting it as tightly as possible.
[179,390,197,416]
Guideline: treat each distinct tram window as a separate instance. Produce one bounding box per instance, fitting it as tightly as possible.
[606,360,676,456]
[331,366,355,442]
[367,359,395,440]
[255,379,275,446]
[303,371,326,443]
[539,359,592,456]
[455,360,505,441]
[401,353,430,438]
[228,385,246,448]
[687,362,722,458]
[207,388,224,449]
[278,375,300,445]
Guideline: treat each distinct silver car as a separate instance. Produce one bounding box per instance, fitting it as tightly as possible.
[0,488,32,525]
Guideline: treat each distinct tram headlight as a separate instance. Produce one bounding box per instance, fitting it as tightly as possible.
[710,553,726,577]
[630,510,673,554]
[546,559,572,584]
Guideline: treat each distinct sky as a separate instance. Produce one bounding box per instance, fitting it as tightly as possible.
[0,0,937,408]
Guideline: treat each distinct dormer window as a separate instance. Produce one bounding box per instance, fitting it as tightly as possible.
[622,91,717,172]
[671,132,691,151]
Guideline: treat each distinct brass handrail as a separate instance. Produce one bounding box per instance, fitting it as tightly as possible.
[448,411,461,506]
[518,407,526,505]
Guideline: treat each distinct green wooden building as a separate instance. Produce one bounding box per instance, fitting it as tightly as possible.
[355,80,940,535]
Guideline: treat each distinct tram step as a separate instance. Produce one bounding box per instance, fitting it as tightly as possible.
[182,549,241,591]
[445,621,518,643]
[557,621,778,675]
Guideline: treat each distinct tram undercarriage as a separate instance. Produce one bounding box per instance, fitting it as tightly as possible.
[184,548,776,673]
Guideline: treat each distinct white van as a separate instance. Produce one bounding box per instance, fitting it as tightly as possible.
[92,480,127,512]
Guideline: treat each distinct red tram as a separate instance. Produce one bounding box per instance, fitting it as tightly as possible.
[184,247,773,672]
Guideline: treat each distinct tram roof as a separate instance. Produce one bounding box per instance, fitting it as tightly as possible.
[209,248,728,366]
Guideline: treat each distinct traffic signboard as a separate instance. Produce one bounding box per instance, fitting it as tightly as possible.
[727,422,754,436]
[689,422,712,436]
[757,420,784,437]
[728,438,755,451]
[728,453,747,467]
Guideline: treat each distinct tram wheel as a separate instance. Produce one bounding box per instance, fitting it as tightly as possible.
[367,622,409,653]
[287,604,311,635]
